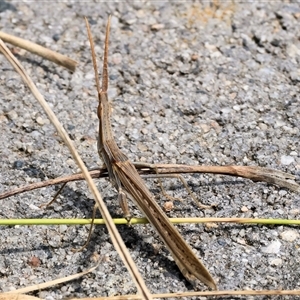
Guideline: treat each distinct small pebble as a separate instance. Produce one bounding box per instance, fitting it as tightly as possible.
[52,33,60,41]
[290,209,300,215]
[280,155,294,165]
[141,128,148,135]
[241,206,249,212]
[205,222,218,229]
[59,225,68,233]
[163,201,174,212]
[270,258,282,266]
[137,142,148,152]
[29,204,40,210]
[13,160,24,169]
[151,23,165,30]
[290,70,300,81]
[112,53,122,65]
[286,44,300,57]
[28,256,41,267]
[7,110,18,120]
[199,123,211,133]
[237,238,246,245]
[262,240,281,254]
[36,116,45,125]
[280,230,299,242]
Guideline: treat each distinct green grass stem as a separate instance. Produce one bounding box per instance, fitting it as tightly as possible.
[0,217,299,226]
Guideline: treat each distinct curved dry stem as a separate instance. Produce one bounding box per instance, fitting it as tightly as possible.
[0,31,77,71]
[0,34,151,299]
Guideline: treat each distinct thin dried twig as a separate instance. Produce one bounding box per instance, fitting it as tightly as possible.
[0,31,77,71]
[68,289,300,299]
[0,38,151,299]
[0,295,41,300]
[2,288,300,300]
[2,259,102,295]
[0,169,104,200]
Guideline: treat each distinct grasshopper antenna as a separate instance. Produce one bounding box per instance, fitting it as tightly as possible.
[102,15,111,92]
[84,16,111,95]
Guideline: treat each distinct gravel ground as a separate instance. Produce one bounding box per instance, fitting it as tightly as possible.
[0,1,300,299]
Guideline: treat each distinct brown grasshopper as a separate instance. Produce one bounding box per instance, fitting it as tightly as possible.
[85,17,216,290]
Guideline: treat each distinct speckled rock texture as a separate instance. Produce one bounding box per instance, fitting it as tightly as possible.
[0,2,299,299]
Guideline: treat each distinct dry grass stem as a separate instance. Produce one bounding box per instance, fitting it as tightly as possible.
[0,31,77,71]
[0,295,41,300]
[2,288,300,300]
[0,38,151,299]
[2,260,102,295]
[68,289,300,299]
[3,288,300,300]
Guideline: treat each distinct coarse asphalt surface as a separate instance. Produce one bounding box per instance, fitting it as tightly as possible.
[0,2,300,299]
